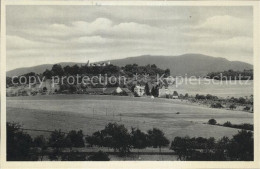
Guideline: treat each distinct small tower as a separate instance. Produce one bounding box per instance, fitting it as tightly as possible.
[86,60,90,66]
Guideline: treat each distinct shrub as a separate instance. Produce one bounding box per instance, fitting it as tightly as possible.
[7,122,37,161]
[223,123,253,131]
[170,136,191,160]
[206,94,218,100]
[238,97,246,104]
[87,151,110,161]
[102,123,132,156]
[130,128,148,150]
[184,93,189,98]
[66,130,85,148]
[227,130,253,161]
[229,104,236,110]
[244,106,251,111]
[48,130,69,149]
[86,123,131,156]
[171,130,253,161]
[173,91,179,96]
[223,121,232,127]
[147,128,170,153]
[85,131,104,147]
[48,130,70,160]
[33,135,48,161]
[208,119,217,125]
[211,103,223,108]
[61,151,87,161]
[195,94,206,100]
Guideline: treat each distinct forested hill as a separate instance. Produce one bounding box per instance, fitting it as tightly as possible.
[40,63,170,78]
[107,54,253,76]
[6,63,170,87]
[7,54,253,77]
[206,69,253,80]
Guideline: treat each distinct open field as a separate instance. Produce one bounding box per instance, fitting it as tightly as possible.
[7,95,253,141]
[169,79,253,98]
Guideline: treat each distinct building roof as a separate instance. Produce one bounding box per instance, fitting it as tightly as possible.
[85,88,105,92]
[103,87,120,94]
[135,85,145,89]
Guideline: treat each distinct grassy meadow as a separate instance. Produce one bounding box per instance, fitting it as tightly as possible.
[7,95,253,141]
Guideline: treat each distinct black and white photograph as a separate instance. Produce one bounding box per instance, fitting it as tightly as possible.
[1,2,259,164]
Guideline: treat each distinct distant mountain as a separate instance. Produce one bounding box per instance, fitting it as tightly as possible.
[107,54,253,76]
[6,62,82,77]
[6,54,253,77]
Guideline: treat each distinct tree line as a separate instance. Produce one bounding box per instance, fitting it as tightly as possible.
[7,64,169,82]
[85,123,169,156]
[6,63,170,89]
[194,94,253,105]
[208,119,253,131]
[7,121,253,161]
[206,69,253,80]
[190,94,253,112]
[7,122,169,161]
[171,129,253,161]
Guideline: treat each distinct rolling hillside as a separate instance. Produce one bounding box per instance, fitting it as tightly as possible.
[7,54,253,77]
[107,54,253,76]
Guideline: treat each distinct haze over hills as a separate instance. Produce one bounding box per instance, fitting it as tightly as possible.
[7,54,253,77]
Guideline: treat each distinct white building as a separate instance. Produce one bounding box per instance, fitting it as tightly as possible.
[172,95,178,99]
[88,60,111,67]
[159,86,169,98]
[134,85,145,96]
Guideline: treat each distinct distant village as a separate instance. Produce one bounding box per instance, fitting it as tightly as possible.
[84,60,111,67]
[6,61,254,114]
[6,78,180,99]
[6,60,180,99]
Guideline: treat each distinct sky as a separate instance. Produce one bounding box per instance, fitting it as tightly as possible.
[6,5,253,71]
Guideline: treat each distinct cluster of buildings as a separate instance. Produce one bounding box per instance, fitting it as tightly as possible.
[7,83,180,99]
[85,86,133,96]
[86,60,111,67]
[84,85,179,99]
[132,85,179,99]
[158,86,179,99]
[84,86,148,97]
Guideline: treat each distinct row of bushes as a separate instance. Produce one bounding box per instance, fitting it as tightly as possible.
[7,122,169,161]
[7,121,254,161]
[210,102,252,112]
[206,69,253,80]
[194,94,253,106]
[85,123,169,156]
[208,119,253,131]
[171,129,253,161]
[7,123,87,161]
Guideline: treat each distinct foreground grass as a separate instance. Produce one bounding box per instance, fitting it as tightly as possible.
[7,95,253,141]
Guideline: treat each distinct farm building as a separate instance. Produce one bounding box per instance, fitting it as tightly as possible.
[172,91,179,99]
[158,86,169,98]
[85,88,105,94]
[37,79,60,95]
[103,87,123,95]
[84,87,134,96]
[134,85,145,96]
[159,86,179,99]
